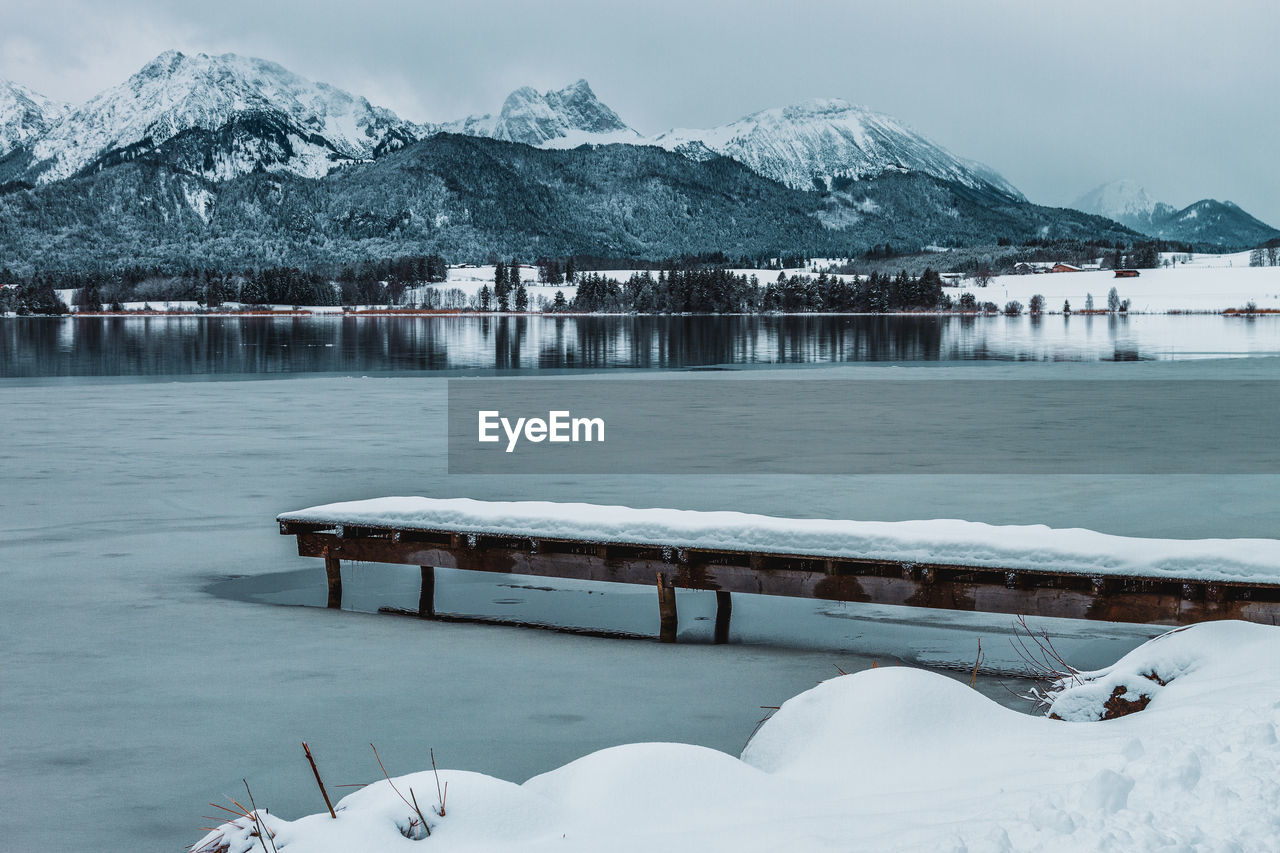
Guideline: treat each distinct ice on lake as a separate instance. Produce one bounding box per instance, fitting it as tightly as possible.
[3,357,1278,850]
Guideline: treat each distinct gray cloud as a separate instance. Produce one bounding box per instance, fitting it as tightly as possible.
[1,0,1277,224]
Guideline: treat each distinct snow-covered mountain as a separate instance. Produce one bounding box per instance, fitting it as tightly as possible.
[0,80,69,157]
[440,79,640,148]
[1151,198,1280,247]
[1074,179,1278,247]
[4,56,1021,204]
[649,99,1024,199]
[1072,179,1175,230]
[7,50,422,185]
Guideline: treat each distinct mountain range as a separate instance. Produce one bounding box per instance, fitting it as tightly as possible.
[0,50,1269,272]
[1073,179,1279,248]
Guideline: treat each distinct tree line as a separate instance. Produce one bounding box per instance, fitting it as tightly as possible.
[567,268,949,313]
[0,254,449,311]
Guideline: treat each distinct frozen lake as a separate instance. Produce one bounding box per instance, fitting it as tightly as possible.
[4,313,1280,377]
[2,357,1278,850]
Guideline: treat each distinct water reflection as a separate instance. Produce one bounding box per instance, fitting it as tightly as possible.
[1,314,1277,377]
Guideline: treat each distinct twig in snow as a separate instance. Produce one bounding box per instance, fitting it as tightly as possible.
[371,743,431,838]
[302,741,337,819]
[1010,615,1080,685]
[1010,615,1085,710]
[430,748,447,817]
[243,779,278,853]
[969,637,984,687]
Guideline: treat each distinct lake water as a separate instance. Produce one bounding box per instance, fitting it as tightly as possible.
[4,316,1278,851]
[3,313,1280,377]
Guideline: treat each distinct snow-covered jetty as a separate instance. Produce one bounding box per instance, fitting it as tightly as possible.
[278,498,1280,636]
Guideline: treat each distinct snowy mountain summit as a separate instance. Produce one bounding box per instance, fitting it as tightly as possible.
[3,53,1022,203]
[441,79,640,147]
[0,79,69,156]
[1073,179,1174,225]
[8,50,420,184]
[650,98,1024,198]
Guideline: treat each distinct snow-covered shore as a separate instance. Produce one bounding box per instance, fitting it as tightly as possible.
[36,252,1280,316]
[430,257,1280,315]
[195,620,1280,852]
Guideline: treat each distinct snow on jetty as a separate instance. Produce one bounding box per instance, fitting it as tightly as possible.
[279,497,1280,585]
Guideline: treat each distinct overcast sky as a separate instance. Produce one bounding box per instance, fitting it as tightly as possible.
[3,0,1277,223]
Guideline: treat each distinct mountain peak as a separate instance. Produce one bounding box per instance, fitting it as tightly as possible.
[139,48,187,73]
[778,98,862,118]
[443,79,637,148]
[651,97,1023,198]
[0,79,70,156]
[11,50,418,184]
[1073,179,1163,220]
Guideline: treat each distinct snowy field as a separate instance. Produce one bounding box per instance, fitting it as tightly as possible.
[949,264,1280,314]
[4,362,1280,850]
[941,249,1280,314]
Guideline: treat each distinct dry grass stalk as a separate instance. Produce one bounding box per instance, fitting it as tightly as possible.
[302,741,337,819]
[969,637,984,687]
[243,779,278,853]
[193,787,277,853]
[372,743,431,839]
[430,748,448,817]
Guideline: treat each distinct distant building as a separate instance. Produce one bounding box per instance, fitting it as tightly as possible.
[1013,261,1055,274]
[1050,263,1083,273]
[1114,269,1141,278]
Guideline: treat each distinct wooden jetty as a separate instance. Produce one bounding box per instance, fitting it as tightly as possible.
[278,510,1280,642]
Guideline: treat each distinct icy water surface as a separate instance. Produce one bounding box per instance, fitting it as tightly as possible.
[4,313,1280,376]
[2,360,1277,851]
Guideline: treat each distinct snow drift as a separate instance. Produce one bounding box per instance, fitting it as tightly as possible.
[193,621,1280,851]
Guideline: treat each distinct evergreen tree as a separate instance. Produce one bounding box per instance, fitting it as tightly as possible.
[240,274,268,305]
[494,260,510,311]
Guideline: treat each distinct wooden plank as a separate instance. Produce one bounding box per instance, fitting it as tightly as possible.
[418,566,435,618]
[324,554,342,610]
[291,531,1280,627]
[656,572,678,643]
[714,591,732,644]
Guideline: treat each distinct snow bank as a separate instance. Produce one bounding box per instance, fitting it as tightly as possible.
[279,497,1280,584]
[1044,619,1280,722]
[193,621,1280,852]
